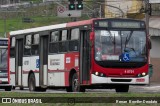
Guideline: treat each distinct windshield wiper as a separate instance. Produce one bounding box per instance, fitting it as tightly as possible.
[124,31,133,52]
[108,31,115,45]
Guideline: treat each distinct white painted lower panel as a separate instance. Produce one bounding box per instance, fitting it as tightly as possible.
[22,74,28,87]
[35,73,39,87]
[18,66,22,85]
[48,54,64,70]
[43,65,47,85]
[10,58,15,86]
[48,72,65,86]
[91,74,149,84]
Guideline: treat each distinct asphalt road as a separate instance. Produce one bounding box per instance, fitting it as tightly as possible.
[2,83,160,93]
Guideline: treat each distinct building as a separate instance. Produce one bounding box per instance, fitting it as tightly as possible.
[149,0,160,83]
[0,0,20,5]
[105,0,144,19]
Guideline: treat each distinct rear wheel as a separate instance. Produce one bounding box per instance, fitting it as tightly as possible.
[115,85,129,92]
[71,73,79,92]
[66,86,72,92]
[12,86,15,89]
[29,73,36,91]
[5,87,12,91]
[20,86,24,90]
[71,73,85,92]
[39,87,47,92]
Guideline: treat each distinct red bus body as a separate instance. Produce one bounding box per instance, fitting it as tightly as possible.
[9,18,149,92]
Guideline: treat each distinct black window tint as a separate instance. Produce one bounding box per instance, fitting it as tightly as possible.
[31,45,39,55]
[59,42,68,52]
[49,43,59,53]
[69,40,79,51]
[24,45,31,55]
[10,48,15,57]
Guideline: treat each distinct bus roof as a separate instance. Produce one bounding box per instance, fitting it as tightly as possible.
[9,18,99,36]
[9,18,143,36]
[9,23,67,36]
[66,18,97,27]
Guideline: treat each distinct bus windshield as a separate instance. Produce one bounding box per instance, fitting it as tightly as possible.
[95,29,147,62]
[0,49,8,69]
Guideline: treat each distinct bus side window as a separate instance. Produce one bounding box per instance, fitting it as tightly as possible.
[59,30,68,52]
[24,35,31,55]
[49,31,59,53]
[69,28,79,51]
[31,34,39,55]
[10,37,15,57]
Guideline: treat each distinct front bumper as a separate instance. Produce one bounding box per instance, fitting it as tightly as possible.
[91,74,149,85]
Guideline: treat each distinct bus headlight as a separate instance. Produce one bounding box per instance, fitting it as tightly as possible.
[93,72,106,77]
[95,72,99,76]
[137,72,147,77]
[142,72,146,76]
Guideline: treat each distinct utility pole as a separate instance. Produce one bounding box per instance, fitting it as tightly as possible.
[145,0,149,34]
[99,4,102,18]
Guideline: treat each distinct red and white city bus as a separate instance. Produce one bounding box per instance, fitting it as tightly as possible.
[0,38,12,91]
[9,18,151,92]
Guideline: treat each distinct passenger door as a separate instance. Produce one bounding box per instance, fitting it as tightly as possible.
[79,30,91,84]
[39,34,49,87]
[15,39,23,86]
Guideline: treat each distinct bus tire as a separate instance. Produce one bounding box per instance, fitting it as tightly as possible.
[71,73,80,92]
[5,87,12,91]
[80,87,85,92]
[39,87,47,92]
[20,87,24,90]
[115,85,129,92]
[29,73,36,91]
[12,86,15,89]
[66,86,72,92]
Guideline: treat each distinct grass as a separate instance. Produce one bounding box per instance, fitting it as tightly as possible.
[0,16,70,33]
[0,92,160,106]
[0,15,89,37]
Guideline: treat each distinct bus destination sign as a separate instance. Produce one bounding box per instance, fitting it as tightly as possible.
[0,40,8,46]
[94,21,108,27]
[111,22,141,28]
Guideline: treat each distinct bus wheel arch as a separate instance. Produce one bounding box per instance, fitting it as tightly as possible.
[66,69,76,92]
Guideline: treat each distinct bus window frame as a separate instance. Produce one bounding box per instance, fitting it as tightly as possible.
[31,33,40,56]
[68,28,80,52]
[24,34,32,56]
[10,37,15,58]
[49,30,60,54]
[58,29,69,53]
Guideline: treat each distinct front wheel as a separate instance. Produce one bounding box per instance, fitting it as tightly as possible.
[115,85,129,92]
